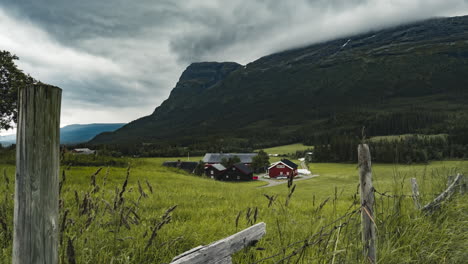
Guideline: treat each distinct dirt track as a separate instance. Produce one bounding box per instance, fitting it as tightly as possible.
[257,174,319,188]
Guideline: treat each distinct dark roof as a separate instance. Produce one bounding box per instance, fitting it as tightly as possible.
[202,153,257,163]
[205,163,226,171]
[232,163,253,175]
[281,159,298,169]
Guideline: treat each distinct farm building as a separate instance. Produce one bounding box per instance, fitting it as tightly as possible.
[268,159,298,178]
[163,160,198,173]
[205,164,227,179]
[71,148,96,155]
[218,163,254,181]
[202,153,258,167]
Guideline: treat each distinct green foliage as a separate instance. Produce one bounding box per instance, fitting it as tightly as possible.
[251,150,269,173]
[0,51,34,130]
[220,155,240,168]
[0,146,15,165]
[193,160,205,176]
[61,153,129,167]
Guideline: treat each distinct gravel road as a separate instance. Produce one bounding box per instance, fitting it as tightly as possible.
[257,174,319,188]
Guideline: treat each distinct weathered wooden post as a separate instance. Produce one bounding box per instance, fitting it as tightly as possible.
[358,144,376,263]
[171,222,266,264]
[411,178,421,209]
[13,84,61,264]
[422,173,464,212]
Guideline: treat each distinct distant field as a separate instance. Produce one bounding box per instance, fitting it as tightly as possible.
[257,143,313,155]
[1,157,466,263]
[370,133,448,142]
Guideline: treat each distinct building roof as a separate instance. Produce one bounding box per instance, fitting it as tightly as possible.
[72,148,96,154]
[281,159,299,169]
[268,159,298,170]
[202,153,257,163]
[232,163,253,175]
[206,163,226,171]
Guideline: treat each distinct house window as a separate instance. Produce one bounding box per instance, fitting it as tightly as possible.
[277,165,285,168]
[287,172,289,175]
[280,171,283,175]
[232,168,235,171]
[237,176,240,180]
[211,170,214,175]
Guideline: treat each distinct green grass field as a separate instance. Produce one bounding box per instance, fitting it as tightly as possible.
[257,143,313,155]
[0,157,467,263]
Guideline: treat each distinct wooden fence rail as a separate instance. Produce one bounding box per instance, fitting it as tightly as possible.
[421,173,465,212]
[170,222,266,264]
[13,84,61,264]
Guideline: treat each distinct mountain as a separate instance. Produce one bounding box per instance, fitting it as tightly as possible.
[90,16,468,150]
[0,123,125,146]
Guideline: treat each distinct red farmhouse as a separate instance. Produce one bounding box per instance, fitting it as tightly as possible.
[268,159,299,178]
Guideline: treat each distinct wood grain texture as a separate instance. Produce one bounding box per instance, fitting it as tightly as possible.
[13,84,62,264]
[171,222,266,264]
[358,144,376,264]
[411,178,421,209]
[422,173,464,212]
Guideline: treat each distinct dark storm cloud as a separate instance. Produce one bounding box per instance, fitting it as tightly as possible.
[0,0,467,130]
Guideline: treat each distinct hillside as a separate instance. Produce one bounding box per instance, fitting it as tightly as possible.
[90,16,468,150]
[0,123,125,146]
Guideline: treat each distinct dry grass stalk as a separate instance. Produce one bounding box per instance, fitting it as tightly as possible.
[145,179,153,194]
[235,211,241,229]
[74,191,80,206]
[67,237,76,264]
[90,168,103,189]
[118,167,131,207]
[59,170,66,195]
[3,168,9,190]
[263,194,277,208]
[138,180,148,199]
[285,184,297,206]
[60,209,70,245]
[144,205,177,251]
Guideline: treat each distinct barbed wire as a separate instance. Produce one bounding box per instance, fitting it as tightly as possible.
[252,205,361,264]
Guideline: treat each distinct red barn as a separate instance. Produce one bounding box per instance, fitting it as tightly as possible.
[268,159,298,178]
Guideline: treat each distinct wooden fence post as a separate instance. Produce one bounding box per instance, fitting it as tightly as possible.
[358,144,376,263]
[13,84,62,264]
[411,178,421,209]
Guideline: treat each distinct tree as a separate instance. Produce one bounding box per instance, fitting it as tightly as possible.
[0,51,32,130]
[221,155,241,168]
[251,150,270,173]
[193,160,205,176]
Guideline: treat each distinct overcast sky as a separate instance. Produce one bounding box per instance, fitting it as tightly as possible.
[1,0,468,135]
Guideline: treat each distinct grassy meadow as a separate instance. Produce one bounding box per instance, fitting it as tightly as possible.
[258,143,313,155]
[0,156,467,263]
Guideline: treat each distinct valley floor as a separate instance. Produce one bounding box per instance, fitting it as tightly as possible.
[1,158,467,263]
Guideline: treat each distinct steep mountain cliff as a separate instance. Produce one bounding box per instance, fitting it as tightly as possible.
[90,16,468,148]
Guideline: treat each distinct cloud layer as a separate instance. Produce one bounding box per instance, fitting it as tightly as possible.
[1,0,467,135]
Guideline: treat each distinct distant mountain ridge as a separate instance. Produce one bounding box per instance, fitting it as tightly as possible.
[0,123,125,146]
[90,15,468,149]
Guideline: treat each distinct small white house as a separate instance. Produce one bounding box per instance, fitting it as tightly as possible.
[72,148,96,155]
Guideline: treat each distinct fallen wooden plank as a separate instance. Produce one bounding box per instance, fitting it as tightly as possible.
[171,222,266,264]
[422,173,463,212]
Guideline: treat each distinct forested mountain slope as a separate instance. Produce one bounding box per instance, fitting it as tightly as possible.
[90,16,468,151]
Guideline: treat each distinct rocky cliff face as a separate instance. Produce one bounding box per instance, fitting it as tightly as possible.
[90,15,468,147]
[153,62,241,116]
